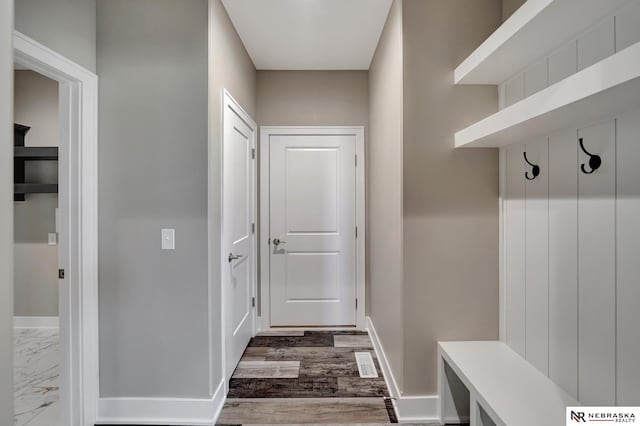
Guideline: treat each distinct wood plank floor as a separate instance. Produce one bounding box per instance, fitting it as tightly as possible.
[218,398,391,424]
[217,330,398,425]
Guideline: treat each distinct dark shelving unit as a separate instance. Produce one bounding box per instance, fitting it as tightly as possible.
[14,183,59,194]
[14,146,59,160]
[14,123,59,202]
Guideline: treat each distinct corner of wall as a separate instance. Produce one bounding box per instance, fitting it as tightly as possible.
[208,0,258,395]
[0,0,14,423]
[367,0,405,396]
[502,0,526,22]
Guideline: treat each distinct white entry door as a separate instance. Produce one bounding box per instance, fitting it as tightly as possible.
[268,132,358,326]
[222,91,256,381]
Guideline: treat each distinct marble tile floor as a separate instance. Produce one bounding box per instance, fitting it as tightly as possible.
[14,327,60,426]
[218,330,399,425]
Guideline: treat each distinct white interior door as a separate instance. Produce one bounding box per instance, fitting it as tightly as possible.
[222,91,256,381]
[269,133,357,326]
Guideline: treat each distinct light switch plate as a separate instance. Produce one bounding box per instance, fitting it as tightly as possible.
[161,228,175,250]
[48,233,58,246]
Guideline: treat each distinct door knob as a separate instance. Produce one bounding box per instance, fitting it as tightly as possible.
[228,253,242,263]
[272,238,286,246]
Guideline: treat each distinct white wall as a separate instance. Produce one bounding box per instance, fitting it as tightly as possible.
[0,0,14,423]
[13,70,59,317]
[502,111,640,405]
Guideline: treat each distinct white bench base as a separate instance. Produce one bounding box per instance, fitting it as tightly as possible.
[438,341,579,426]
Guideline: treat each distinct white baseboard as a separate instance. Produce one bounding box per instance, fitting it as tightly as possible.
[96,379,226,425]
[366,316,439,423]
[13,316,59,329]
[257,315,270,331]
[445,415,471,424]
[212,379,226,424]
[395,394,439,422]
[365,317,402,398]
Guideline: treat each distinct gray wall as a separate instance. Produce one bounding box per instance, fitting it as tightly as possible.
[401,0,501,395]
[97,0,210,398]
[209,0,257,389]
[14,71,59,148]
[368,0,405,393]
[256,71,368,127]
[15,0,96,72]
[0,0,14,422]
[502,0,526,21]
[13,70,59,317]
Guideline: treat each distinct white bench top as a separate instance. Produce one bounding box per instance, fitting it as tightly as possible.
[439,341,579,426]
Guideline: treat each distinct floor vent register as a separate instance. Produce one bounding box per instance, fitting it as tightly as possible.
[355,351,379,378]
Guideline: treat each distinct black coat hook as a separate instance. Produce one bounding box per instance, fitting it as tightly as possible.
[523,151,540,180]
[579,138,602,174]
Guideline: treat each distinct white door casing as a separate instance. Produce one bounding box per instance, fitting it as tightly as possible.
[13,31,99,426]
[259,127,365,329]
[222,91,257,382]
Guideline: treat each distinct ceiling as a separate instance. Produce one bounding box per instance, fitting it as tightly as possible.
[221,0,393,70]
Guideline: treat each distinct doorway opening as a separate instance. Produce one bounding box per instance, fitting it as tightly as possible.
[259,127,366,330]
[12,67,61,426]
[221,90,258,385]
[13,32,99,426]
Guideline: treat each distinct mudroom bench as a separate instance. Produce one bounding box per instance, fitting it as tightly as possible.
[438,341,579,426]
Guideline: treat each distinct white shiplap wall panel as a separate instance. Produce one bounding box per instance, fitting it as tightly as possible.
[577,16,615,71]
[524,59,548,98]
[615,1,640,53]
[504,73,525,108]
[548,41,578,86]
[505,144,526,357]
[498,2,638,108]
[498,1,640,405]
[577,120,616,405]
[616,109,640,406]
[548,129,579,399]
[524,138,550,375]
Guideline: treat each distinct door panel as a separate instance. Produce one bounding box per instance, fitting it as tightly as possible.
[228,126,249,243]
[285,253,339,300]
[286,149,339,232]
[270,135,356,326]
[230,255,250,333]
[223,95,256,382]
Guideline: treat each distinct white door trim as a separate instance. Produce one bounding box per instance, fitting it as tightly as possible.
[498,148,507,342]
[13,31,99,426]
[259,126,366,330]
[220,90,257,391]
